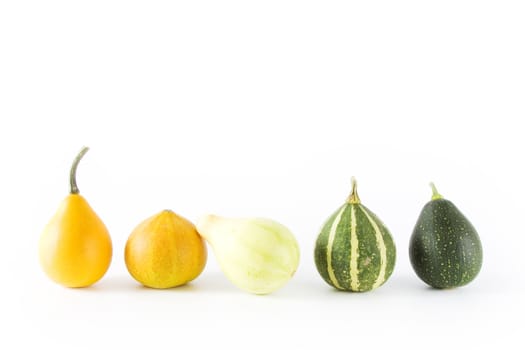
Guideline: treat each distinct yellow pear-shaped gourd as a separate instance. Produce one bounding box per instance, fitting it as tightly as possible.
[125,210,207,288]
[39,147,112,287]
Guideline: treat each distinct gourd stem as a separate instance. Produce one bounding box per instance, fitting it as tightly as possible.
[70,147,89,194]
[347,177,361,204]
[430,182,443,200]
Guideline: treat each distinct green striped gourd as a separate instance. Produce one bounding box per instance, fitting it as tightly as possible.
[409,183,483,289]
[314,178,396,292]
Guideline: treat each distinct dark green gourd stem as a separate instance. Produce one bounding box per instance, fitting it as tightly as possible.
[430,182,444,200]
[347,177,361,204]
[70,146,89,194]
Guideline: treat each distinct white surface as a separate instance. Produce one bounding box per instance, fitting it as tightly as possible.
[1,1,524,349]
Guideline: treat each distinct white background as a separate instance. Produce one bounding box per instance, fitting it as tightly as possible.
[1,1,524,349]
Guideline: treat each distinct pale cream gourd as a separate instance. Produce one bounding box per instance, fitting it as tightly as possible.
[197,215,300,295]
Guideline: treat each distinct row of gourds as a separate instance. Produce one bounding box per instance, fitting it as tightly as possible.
[39,147,483,294]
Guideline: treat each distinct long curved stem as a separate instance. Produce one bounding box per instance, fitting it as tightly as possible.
[70,147,89,194]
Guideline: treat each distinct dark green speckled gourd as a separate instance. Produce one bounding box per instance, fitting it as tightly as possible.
[409,183,483,289]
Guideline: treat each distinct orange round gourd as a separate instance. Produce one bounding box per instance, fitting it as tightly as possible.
[39,147,112,287]
[125,210,207,289]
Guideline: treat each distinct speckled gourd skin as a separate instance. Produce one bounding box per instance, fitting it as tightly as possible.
[409,198,483,289]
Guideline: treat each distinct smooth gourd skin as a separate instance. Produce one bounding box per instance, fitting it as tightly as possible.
[197,215,300,295]
[409,198,483,289]
[39,194,113,287]
[125,210,207,289]
[314,179,396,292]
